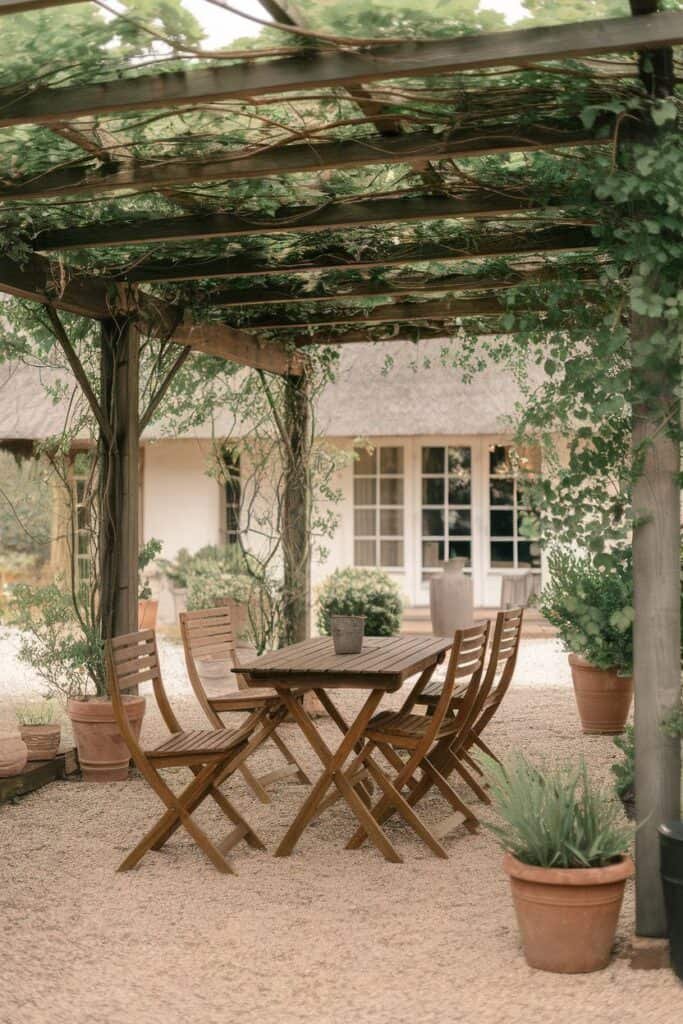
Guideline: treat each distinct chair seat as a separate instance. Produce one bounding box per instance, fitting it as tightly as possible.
[414,679,468,705]
[366,710,460,744]
[150,729,244,760]
[209,687,281,712]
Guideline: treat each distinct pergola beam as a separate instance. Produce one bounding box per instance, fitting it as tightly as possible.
[124,226,596,283]
[0,123,604,203]
[173,322,304,375]
[34,192,575,252]
[0,13,681,127]
[0,0,81,12]
[208,264,599,308]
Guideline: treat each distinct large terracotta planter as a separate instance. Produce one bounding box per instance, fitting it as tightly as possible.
[0,734,28,777]
[20,724,61,762]
[568,654,633,735]
[67,696,146,782]
[504,852,634,973]
[138,599,159,630]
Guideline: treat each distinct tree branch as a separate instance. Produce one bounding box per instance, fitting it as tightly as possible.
[44,304,112,445]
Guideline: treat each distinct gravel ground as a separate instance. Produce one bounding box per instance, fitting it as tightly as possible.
[0,631,678,1024]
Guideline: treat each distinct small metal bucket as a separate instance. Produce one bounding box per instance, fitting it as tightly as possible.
[331,615,365,655]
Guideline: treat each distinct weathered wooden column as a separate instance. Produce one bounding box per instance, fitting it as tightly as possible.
[629,9,680,938]
[99,317,140,640]
[281,369,310,646]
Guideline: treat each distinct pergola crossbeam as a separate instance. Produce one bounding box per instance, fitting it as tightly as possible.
[0,13,681,127]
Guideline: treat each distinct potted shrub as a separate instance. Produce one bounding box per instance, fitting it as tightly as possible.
[15,700,61,761]
[483,752,633,973]
[9,582,144,782]
[137,538,162,630]
[538,549,633,734]
[317,568,403,637]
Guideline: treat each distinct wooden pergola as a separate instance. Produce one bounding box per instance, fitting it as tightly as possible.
[0,0,680,941]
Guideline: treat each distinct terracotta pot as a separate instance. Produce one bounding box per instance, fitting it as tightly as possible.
[568,654,633,735]
[20,724,61,762]
[138,599,159,630]
[0,734,28,777]
[67,696,146,782]
[504,852,634,973]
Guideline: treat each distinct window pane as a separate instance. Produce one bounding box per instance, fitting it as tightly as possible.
[380,478,403,505]
[448,509,471,536]
[448,447,471,473]
[353,478,376,505]
[380,509,402,536]
[422,540,444,568]
[77,533,89,556]
[490,541,514,568]
[354,448,376,475]
[77,507,88,531]
[448,476,471,505]
[422,446,445,473]
[516,445,542,474]
[380,540,403,567]
[490,510,514,536]
[489,477,514,505]
[422,477,444,505]
[354,539,376,566]
[517,509,540,539]
[354,509,376,535]
[380,447,403,474]
[448,541,471,566]
[518,541,542,569]
[489,445,512,476]
[422,509,445,536]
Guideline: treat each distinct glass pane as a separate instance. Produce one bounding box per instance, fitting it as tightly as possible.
[380,447,403,474]
[448,476,471,505]
[225,480,240,503]
[380,509,402,537]
[448,541,471,566]
[517,541,542,569]
[354,478,376,505]
[490,541,514,568]
[489,445,512,476]
[380,478,403,505]
[447,447,471,473]
[354,539,376,566]
[489,477,514,505]
[517,509,540,539]
[354,448,376,475]
[448,510,471,536]
[354,509,376,535]
[490,510,514,536]
[422,509,444,536]
[75,480,85,502]
[422,540,444,568]
[422,446,445,473]
[77,533,89,556]
[76,507,88,531]
[380,540,403,567]
[226,508,239,532]
[422,478,444,505]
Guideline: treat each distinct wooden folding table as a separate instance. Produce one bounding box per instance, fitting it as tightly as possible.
[233,634,452,863]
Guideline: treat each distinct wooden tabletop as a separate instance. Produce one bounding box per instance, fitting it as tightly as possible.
[233,634,453,692]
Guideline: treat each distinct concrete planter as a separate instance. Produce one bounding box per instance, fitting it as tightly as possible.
[504,852,634,973]
[429,557,474,636]
[331,615,365,654]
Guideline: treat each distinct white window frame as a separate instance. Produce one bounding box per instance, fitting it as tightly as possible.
[352,444,405,570]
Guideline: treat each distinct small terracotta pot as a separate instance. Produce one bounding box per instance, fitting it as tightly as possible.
[0,734,28,777]
[138,599,159,630]
[67,696,146,782]
[20,724,61,762]
[504,852,634,973]
[568,654,633,735]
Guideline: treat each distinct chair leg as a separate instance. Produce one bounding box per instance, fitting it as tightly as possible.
[451,757,492,805]
[421,756,479,833]
[471,734,500,764]
[240,762,272,804]
[268,728,311,786]
[361,752,449,859]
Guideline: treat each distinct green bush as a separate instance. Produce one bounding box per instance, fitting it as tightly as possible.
[538,548,633,673]
[159,544,246,590]
[317,568,403,637]
[15,699,57,726]
[186,562,252,613]
[482,752,631,869]
[611,725,635,801]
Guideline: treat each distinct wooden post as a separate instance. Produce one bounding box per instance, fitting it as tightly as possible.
[281,370,310,646]
[98,317,140,640]
[632,314,681,937]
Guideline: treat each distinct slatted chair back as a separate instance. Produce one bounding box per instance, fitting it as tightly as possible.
[179,605,241,728]
[422,620,490,749]
[478,607,524,717]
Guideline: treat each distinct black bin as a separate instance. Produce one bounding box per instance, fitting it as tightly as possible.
[659,821,683,981]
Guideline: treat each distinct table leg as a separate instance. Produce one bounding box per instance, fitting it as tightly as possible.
[274,689,401,862]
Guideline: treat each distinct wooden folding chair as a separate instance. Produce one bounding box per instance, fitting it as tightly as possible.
[105,629,268,874]
[407,607,524,803]
[344,621,490,858]
[179,605,310,804]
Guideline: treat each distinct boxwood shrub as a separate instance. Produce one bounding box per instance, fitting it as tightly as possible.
[317,568,403,637]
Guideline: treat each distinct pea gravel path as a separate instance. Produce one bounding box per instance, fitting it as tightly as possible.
[0,630,678,1024]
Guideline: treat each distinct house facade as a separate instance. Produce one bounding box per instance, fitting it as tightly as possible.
[0,339,545,620]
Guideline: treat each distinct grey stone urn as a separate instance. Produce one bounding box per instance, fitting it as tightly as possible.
[429,557,474,636]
